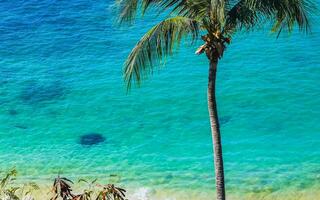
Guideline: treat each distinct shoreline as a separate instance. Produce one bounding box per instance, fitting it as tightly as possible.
[6,172,320,200]
[20,182,320,200]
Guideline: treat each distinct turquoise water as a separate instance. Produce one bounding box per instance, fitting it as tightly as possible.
[0,0,320,199]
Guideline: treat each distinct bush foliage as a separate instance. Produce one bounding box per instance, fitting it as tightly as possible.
[0,169,126,200]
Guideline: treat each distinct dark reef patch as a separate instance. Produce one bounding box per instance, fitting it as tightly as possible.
[14,124,28,129]
[79,133,106,146]
[219,116,232,125]
[20,81,66,104]
[8,109,18,116]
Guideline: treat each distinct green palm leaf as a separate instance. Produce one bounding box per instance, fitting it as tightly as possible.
[118,0,212,24]
[124,16,200,88]
[117,0,176,24]
[225,0,315,34]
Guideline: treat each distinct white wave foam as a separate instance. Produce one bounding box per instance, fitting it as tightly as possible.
[128,187,178,200]
[129,187,153,200]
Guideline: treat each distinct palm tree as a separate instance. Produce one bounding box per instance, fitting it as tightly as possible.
[117,0,314,199]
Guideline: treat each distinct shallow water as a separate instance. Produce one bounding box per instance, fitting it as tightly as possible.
[0,0,320,199]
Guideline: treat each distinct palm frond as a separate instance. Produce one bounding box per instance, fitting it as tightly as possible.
[169,0,210,20]
[224,0,260,34]
[140,0,210,17]
[117,0,180,24]
[210,0,227,27]
[117,0,139,24]
[117,0,214,24]
[259,0,313,32]
[124,16,200,89]
[225,0,315,34]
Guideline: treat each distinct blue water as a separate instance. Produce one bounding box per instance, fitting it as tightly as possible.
[0,0,320,199]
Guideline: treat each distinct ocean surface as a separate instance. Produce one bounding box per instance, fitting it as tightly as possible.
[0,0,320,199]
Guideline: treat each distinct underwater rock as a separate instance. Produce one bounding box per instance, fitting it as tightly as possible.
[8,109,18,116]
[20,81,65,104]
[14,124,28,129]
[219,116,232,125]
[79,133,105,146]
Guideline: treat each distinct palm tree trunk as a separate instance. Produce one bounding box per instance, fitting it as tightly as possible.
[208,58,225,200]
